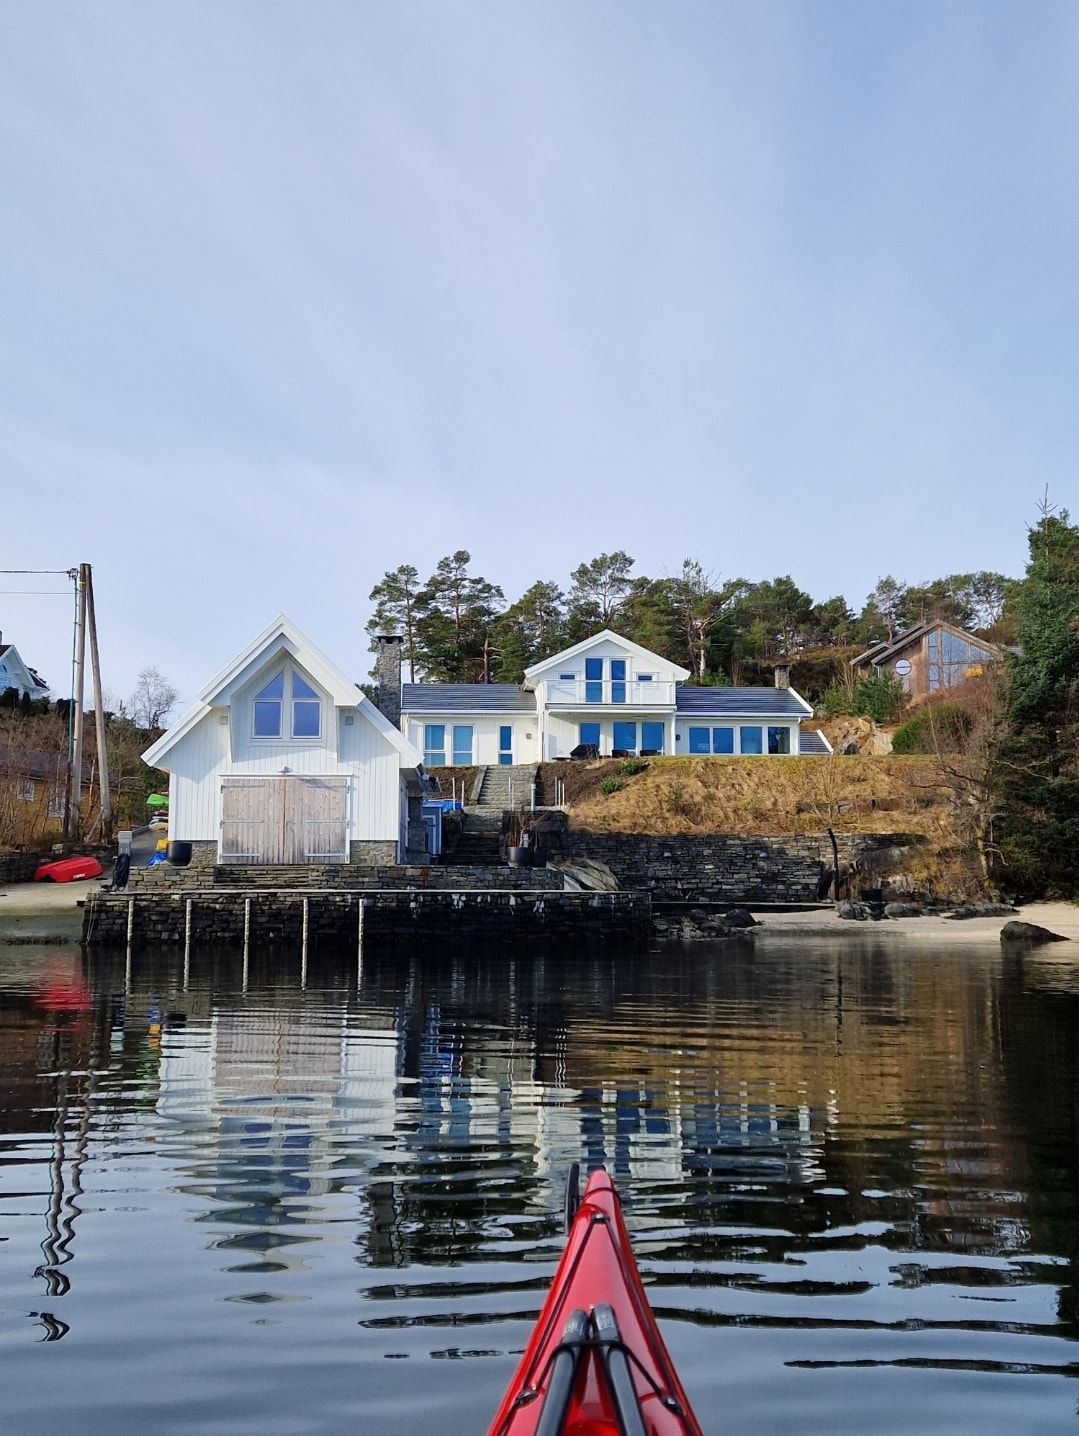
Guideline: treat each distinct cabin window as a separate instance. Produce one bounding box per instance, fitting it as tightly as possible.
[48,790,64,818]
[740,725,763,755]
[637,673,653,683]
[612,721,636,753]
[641,721,664,754]
[768,725,791,755]
[712,727,734,754]
[452,725,474,765]
[253,673,285,737]
[292,673,321,737]
[688,727,710,754]
[559,673,575,681]
[579,722,600,749]
[16,777,34,801]
[610,659,626,704]
[585,658,603,703]
[424,724,446,766]
[499,726,513,765]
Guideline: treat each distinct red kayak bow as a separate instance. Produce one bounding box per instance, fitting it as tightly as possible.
[486,1167,704,1436]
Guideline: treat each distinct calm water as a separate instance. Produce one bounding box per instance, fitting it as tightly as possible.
[3,935,1079,1435]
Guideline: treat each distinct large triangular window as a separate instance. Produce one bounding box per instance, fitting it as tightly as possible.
[251,670,322,739]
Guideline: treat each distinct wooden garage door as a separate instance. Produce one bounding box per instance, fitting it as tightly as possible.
[220,777,348,864]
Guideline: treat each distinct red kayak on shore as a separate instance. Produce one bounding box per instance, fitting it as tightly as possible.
[486,1167,704,1436]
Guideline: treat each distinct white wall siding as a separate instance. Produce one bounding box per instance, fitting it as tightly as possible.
[404,714,539,766]
[165,706,404,845]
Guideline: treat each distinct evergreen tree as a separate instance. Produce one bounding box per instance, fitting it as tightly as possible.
[366,564,422,681]
[415,551,505,682]
[567,551,636,634]
[997,506,1079,895]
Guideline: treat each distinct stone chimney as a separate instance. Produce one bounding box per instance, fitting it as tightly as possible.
[372,635,404,728]
[774,663,791,691]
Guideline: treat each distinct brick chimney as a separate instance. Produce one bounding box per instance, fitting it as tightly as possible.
[774,663,791,691]
[373,635,403,727]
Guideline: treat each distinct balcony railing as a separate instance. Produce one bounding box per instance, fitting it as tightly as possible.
[545,679,675,707]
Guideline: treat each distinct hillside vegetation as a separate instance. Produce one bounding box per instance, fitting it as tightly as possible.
[540,754,983,895]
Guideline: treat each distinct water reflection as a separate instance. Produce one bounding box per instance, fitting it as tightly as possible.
[1,939,1079,1432]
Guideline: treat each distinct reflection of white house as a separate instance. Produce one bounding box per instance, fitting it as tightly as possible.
[396,629,824,764]
[0,636,50,701]
[143,616,424,866]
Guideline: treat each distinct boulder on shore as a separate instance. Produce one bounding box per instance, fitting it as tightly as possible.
[999,920,1068,945]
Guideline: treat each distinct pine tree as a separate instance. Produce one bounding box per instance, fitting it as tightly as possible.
[996,505,1079,895]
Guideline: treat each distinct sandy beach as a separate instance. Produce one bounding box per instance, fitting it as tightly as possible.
[753,900,1079,943]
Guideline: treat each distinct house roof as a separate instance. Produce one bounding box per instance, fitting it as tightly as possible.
[0,643,51,695]
[523,629,690,683]
[852,619,1001,669]
[675,686,813,718]
[798,729,834,755]
[143,615,422,770]
[401,683,535,714]
[0,744,91,784]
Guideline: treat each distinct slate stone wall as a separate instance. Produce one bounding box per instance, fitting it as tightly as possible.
[82,887,649,949]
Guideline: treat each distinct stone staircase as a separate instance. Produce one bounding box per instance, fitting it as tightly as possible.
[476,764,538,810]
[444,765,539,866]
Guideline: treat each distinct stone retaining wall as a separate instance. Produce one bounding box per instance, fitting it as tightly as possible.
[125,863,562,893]
[82,888,649,948]
[557,832,913,904]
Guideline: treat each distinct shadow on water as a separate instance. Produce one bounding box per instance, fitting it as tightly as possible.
[2,935,1079,1432]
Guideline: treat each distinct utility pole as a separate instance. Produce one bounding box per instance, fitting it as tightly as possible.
[66,566,87,842]
[85,565,112,837]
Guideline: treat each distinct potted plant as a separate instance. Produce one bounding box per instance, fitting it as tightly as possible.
[505,812,530,867]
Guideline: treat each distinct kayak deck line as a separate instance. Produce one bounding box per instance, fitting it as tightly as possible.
[485,1168,704,1436]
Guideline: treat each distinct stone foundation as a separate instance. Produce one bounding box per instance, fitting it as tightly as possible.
[348,840,399,866]
[83,887,649,949]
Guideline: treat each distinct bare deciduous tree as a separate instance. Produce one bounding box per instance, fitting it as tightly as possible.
[129,667,179,730]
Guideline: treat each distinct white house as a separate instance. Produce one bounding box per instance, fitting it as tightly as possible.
[143,616,425,867]
[0,637,50,702]
[397,629,824,764]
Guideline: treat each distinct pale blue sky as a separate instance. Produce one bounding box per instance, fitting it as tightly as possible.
[3,1,1077,706]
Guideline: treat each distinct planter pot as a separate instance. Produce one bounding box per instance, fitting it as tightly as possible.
[506,846,528,867]
[530,849,547,869]
[167,841,193,868]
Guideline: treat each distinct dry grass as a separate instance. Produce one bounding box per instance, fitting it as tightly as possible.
[554,754,957,841]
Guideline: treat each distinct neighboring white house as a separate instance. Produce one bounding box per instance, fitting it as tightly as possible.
[0,637,50,702]
[399,629,824,764]
[143,616,425,866]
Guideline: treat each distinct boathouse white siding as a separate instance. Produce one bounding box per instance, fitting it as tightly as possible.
[144,616,422,864]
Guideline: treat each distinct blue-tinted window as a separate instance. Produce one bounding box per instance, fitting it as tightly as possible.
[291,672,320,737]
[613,721,636,752]
[424,724,446,766]
[499,725,512,765]
[637,673,653,682]
[559,673,575,681]
[689,727,710,754]
[579,722,600,749]
[585,657,603,703]
[452,725,474,765]
[611,659,626,704]
[253,673,284,737]
[712,726,734,754]
[768,725,790,754]
[739,725,763,755]
[641,721,664,753]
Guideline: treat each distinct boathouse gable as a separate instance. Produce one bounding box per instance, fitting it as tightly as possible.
[143,616,422,865]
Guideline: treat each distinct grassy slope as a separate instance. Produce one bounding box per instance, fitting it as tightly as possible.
[542,754,980,894]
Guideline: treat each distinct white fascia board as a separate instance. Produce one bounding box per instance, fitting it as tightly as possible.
[355,692,423,767]
[524,629,690,682]
[141,701,213,768]
[199,615,359,708]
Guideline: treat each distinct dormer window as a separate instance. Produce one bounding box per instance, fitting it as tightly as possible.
[252,670,322,739]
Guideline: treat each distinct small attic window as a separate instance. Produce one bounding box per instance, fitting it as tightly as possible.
[292,673,321,738]
[253,673,284,737]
